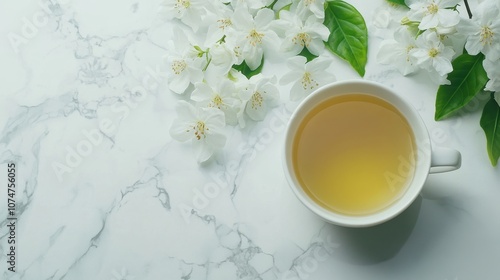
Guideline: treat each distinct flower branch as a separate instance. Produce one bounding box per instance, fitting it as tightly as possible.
[463,0,472,19]
[164,0,368,163]
[378,0,500,165]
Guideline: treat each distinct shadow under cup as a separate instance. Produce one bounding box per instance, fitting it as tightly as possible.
[283,81,432,227]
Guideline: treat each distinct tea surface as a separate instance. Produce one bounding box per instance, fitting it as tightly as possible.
[293,94,416,215]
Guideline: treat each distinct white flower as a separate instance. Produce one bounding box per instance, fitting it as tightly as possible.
[241,74,280,122]
[406,0,461,30]
[274,11,329,56]
[373,2,409,30]
[483,58,500,92]
[205,2,235,45]
[293,0,326,20]
[280,56,335,101]
[411,30,455,76]
[440,31,466,56]
[165,30,204,94]
[230,7,280,70]
[208,41,240,74]
[227,68,250,86]
[377,27,419,75]
[427,67,451,85]
[163,0,212,32]
[191,77,241,125]
[460,1,500,61]
[227,0,274,12]
[170,101,227,163]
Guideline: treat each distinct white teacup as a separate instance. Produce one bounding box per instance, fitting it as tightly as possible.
[283,80,461,227]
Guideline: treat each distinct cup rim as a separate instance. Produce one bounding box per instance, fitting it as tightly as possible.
[282,80,431,227]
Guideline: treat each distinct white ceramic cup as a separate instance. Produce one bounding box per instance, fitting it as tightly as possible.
[283,80,461,227]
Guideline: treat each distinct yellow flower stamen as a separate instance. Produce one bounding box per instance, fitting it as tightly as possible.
[304,0,315,6]
[302,72,319,90]
[218,18,232,30]
[234,46,242,59]
[174,0,190,11]
[406,45,415,62]
[192,121,207,140]
[172,60,187,75]
[428,47,439,58]
[481,25,494,46]
[250,91,264,109]
[427,3,439,15]
[247,29,264,46]
[292,32,311,47]
[209,95,224,109]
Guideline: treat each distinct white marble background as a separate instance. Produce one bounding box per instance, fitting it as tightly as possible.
[1,0,500,279]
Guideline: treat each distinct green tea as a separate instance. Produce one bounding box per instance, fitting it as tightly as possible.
[293,94,416,215]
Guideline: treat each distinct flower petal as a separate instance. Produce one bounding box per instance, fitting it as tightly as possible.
[433,56,453,76]
[436,10,460,27]
[440,0,461,7]
[232,6,254,30]
[203,107,226,128]
[308,0,325,19]
[486,79,500,92]
[281,37,303,55]
[170,120,193,142]
[484,58,500,92]
[176,100,198,119]
[169,73,190,94]
[188,64,204,84]
[290,81,307,101]
[280,71,301,86]
[286,56,307,70]
[306,57,332,73]
[465,39,483,55]
[191,82,213,102]
[193,139,214,163]
[307,21,330,41]
[419,14,439,30]
[377,40,400,64]
[205,129,227,150]
[244,47,264,70]
[307,39,325,56]
[254,8,275,28]
[170,101,198,142]
[245,101,266,121]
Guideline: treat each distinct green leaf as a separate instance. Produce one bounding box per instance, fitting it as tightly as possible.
[298,47,318,62]
[232,57,264,79]
[480,95,500,166]
[386,0,409,8]
[435,52,488,120]
[324,0,368,76]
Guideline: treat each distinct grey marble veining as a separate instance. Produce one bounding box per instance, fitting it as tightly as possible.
[1,0,500,280]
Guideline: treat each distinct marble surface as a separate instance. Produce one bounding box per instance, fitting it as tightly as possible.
[1,0,500,279]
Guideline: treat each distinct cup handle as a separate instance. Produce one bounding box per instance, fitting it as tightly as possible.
[430,146,461,173]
